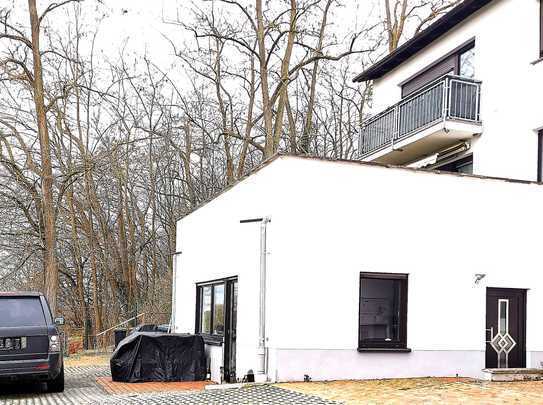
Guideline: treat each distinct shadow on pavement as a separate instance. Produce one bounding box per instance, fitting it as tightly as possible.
[0,381,47,395]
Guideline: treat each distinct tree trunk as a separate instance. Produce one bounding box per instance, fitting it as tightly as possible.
[255,0,274,158]
[272,0,297,151]
[28,0,58,314]
[301,0,332,153]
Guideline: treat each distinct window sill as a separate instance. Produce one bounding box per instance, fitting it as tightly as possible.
[357,347,412,353]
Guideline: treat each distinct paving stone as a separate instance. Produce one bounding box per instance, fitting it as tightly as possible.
[96,385,340,405]
[5,366,543,404]
[0,366,111,405]
[0,367,339,405]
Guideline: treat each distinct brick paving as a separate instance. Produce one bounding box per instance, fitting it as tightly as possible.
[96,377,211,394]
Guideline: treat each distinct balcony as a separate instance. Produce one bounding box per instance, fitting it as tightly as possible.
[360,75,482,165]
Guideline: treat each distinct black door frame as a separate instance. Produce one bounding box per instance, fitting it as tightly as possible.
[223,278,238,383]
[485,287,527,369]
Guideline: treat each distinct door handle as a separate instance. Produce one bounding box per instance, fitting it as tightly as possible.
[485,327,494,343]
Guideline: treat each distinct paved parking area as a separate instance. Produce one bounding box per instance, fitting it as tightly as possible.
[0,366,112,404]
[0,366,338,405]
[5,366,543,404]
[101,386,339,405]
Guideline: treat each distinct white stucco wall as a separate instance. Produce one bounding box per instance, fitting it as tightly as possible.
[173,163,280,382]
[175,156,543,382]
[371,0,543,181]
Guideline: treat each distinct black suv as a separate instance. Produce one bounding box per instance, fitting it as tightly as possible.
[0,292,64,392]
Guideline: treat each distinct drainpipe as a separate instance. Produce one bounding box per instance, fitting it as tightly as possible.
[258,217,271,375]
[240,216,271,378]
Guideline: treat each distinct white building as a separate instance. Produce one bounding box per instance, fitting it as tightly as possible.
[173,0,543,383]
[355,0,543,181]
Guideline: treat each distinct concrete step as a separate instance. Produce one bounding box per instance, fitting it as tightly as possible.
[482,368,543,382]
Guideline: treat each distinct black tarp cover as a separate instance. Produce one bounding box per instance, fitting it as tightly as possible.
[110,332,206,383]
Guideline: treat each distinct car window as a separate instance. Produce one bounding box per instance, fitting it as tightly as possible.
[0,297,46,327]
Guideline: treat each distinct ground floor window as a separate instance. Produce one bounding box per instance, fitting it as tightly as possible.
[359,272,408,350]
[434,154,473,174]
[196,279,227,338]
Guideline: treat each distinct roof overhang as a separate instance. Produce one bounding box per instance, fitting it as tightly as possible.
[353,0,494,83]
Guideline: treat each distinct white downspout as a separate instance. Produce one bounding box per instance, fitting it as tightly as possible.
[257,217,271,376]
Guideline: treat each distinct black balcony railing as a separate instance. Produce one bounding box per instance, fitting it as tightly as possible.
[360,75,482,157]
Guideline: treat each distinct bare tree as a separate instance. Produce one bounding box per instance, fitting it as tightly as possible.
[168,0,376,166]
[0,0,454,340]
[0,0,82,313]
[383,0,462,52]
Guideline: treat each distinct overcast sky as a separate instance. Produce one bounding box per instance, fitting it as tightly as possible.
[1,0,382,85]
[94,0,380,69]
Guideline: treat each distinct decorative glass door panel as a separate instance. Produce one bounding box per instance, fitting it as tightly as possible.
[489,299,516,368]
[485,288,526,369]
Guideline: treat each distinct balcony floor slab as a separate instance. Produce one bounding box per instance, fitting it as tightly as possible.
[361,119,482,165]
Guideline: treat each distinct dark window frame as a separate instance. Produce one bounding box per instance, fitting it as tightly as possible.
[434,154,473,174]
[538,130,543,182]
[195,276,236,344]
[540,0,543,58]
[400,39,475,98]
[358,272,408,350]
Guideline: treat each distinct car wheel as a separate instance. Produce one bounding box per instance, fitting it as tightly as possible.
[47,365,65,393]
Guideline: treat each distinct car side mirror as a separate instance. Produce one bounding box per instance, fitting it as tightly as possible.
[54,317,65,326]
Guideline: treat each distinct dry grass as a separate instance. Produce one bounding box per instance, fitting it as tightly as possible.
[64,352,111,367]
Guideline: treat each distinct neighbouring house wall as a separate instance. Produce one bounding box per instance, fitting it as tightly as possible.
[261,157,543,381]
[371,0,543,181]
[173,163,280,383]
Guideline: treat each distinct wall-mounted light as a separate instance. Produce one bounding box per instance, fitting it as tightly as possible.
[474,273,486,285]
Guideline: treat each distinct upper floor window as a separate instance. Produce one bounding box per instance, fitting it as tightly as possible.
[401,40,475,98]
[359,272,408,350]
[459,48,475,79]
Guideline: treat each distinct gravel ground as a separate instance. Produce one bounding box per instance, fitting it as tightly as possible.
[279,377,543,404]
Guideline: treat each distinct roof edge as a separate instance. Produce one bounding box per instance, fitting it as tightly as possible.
[178,153,540,223]
[353,0,494,83]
